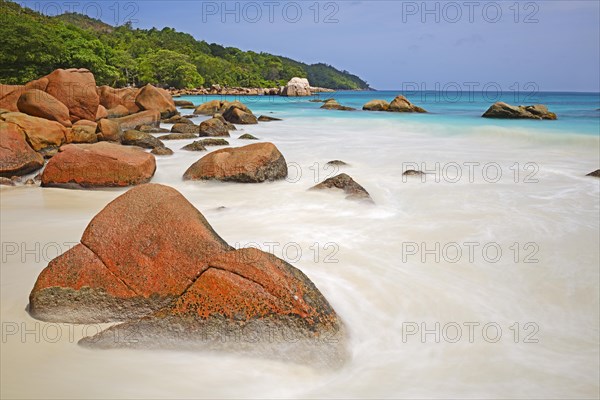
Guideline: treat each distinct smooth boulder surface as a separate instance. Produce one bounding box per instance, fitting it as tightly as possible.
[17,89,72,127]
[135,84,177,118]
[193,100,222,115]
[388,95,427,113]
[362,100,390,111]
[45,68,99,122]
[311,173,373,202]
[0,78,49,112]
[98,86,140,114]
[222,106,258,125]
[199,117,230,137]
[96,118,122,142]
[41,142,156,188]
[183,142,287,183]
[174,100,194,107]
[29,184,232,322]
[0,121,44,177]
[482,102,557,120]
[111,110,161,130]
[0,112,66,152]
[106,104,130,118]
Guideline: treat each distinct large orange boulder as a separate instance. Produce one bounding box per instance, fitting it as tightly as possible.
[135,84,177,118]
[111,110,161,131]
[96,118,122,142]
[80,247,347,367]
[387,95,427,113]
[17,89,72,127]
[41,142,156,188]
[0,78,49,112]
[29,183,232,322]
[183,142,288,182]
[222,105,258,124]
[0,112,66,152]
[27,182,346,366]
[0,121,45,177]
[45,68,99,122]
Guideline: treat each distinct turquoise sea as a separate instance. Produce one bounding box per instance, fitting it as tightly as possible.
[176,90,600,137]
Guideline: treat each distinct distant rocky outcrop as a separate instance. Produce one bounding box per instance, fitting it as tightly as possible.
[320,99,355,111]
[482,102,557,120]
[281,77,311,97]
[183,142,287,183]
[363,95,426,113]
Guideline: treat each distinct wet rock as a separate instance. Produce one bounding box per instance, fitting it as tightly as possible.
[122,130,165,149]
[198,138,229,146]
[362,100,390,111]
[151,147,174,156]
[388,95,427,113]
[199,117,230,137]
[174,100,194,107]
[0,177,14,186]
[586,169,600,178]
[403,169,426,176]
[238,134,258,140]
[222,106,258,125]
[181,141,207,152]
[311,173,373,202]
[320,99,356,111]
[162,115,194,125]
[326,160,348,166]
[157,133,198,140]
[482,102,557,120]
[41,142,156,189]
[171,123,200,134]
[257,115,282,122]
[183,142,287,183]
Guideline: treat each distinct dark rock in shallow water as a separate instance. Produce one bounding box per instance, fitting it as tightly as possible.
[482,102,557,120]
[311,173,373,202]
[199,138,229,146]
[162,115,194,125]
[326,160,348,166]
[171,123,200,134]
[199,117,230,137]
[388,95,427,113]
[586,169,600,178]
[257,115,282,122]
[403,169,426,176]
[136,125,169,134]
[157,133,198,140]
[222,106,258,125]
[238,133,258,140]
[362,99,390,111]
[122,130,165,149]
[151,147,173,156]
[181,141,207,152]
[320,100,355,111]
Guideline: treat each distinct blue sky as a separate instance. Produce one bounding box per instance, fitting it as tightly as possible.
[23,0,600,91]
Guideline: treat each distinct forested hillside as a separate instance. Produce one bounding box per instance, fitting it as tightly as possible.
[0,1,370,90]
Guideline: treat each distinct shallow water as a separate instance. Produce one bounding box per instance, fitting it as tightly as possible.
[1,94,599,398]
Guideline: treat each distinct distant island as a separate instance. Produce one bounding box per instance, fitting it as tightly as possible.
[0,1,371,91]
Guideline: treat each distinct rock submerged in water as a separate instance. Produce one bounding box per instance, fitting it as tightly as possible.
[482,102,557,120]
[181,141,207,152]
[586,169,600,178]
[122,130,165,149]
[199,117,230,137]
[311,173,373,202]
[238,133,258,140]
[171,122,200,134]
[320,99,356,111]
[40,142,156,188]
[183,142,287,183]
[198,138,229,147]
[326,160,348,166]
[257,115,282,122]
[362,95,426,113]
[29,184,346,367]
[158,132,198,140]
